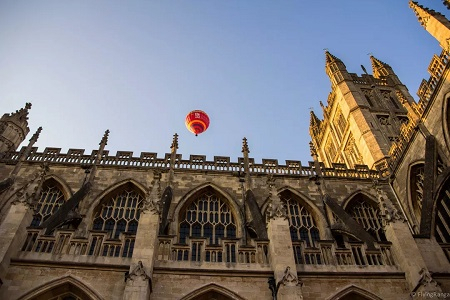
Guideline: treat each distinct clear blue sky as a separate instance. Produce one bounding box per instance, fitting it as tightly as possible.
[0,1,446,165]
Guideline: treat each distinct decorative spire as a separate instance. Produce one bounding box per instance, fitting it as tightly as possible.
[325,50,345,65]
[10,127,43,177]
[10,103,32,125]
[100,129,109,148]
[309,110,321,128]
[88,129,109,183]
[324,50,349,85]
[242,137,250,154]
[0,103,32,153]
[241,137,252,190]
[370,55,394,78]
[171,133,178,153]
[409,1,450,51]
[30,126,42,143]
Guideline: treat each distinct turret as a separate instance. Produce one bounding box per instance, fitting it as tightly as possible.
[309,110,322,142]
[325,51,352,87]
[370,55,403,86]
[410,1,450,51]
[0,103,31,155]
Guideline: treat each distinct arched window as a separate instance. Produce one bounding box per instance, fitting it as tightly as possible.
[179,188,237,245]
[435,178,450,251]
[346,195,387,242]
[92,185,143,239]
[280,191,320,248]
[410,164,425,225]
[30,179,66,227]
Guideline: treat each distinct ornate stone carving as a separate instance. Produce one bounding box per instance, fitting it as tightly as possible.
[415,268,441,292]
[126,261,151,283]
[372,180,406,226]
[142,170,162,214]
[266,175,287,221]
[12,163,49,207]
[281,266,302,287]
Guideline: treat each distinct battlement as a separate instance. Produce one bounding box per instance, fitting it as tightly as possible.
[2,146,380,179]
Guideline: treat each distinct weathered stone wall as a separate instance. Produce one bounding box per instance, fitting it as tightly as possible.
[1,263,127,300]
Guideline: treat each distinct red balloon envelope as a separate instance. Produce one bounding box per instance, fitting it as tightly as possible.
[185,110,210,136]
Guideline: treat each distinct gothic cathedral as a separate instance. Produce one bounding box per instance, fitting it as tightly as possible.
[0,1,449,299]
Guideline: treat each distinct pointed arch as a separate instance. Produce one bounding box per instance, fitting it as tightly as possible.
[277,189,322,248]
[29,176,72,227]
[327,285,382,300]
[180,283,246,300]
[171,182,243,231]
[89,178,148,213]
[88,179,146,256]
[341,189,378,211]
[17,275,104,300]
[408,161,426,230]
[344,192,386,242]
[173,183,243,261]
[42,174,73,199]
[262,186,326,225]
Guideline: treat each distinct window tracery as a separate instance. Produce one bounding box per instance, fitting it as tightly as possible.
[92,187,143,240]
[435,183,450,245]
[30,180,66,227]
[178,189,237,245]
[344,134,363,168]
[410,164,425,222]
[280,191,320,248]
[347,197,387,242]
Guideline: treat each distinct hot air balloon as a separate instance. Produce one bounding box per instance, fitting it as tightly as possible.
[185,110,210,136]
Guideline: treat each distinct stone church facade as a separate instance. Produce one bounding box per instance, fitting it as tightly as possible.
[0,1,449,299]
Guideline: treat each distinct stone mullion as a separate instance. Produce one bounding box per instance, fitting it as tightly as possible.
[122,208,159,300]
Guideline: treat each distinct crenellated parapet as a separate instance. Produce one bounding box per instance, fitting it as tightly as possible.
[1,147,381,179]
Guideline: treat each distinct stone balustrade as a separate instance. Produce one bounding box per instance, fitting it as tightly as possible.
[2,147,380,179]
[21,228,136,259]
[292,240,395,267]
[156,236,270,266]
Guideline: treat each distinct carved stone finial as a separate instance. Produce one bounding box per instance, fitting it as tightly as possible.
[171,133,179,151]
[25,103,32,110]
[100,129,110,146]
[242,137,250,154]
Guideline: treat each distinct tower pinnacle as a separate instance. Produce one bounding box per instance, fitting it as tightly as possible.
[409,1,450,51]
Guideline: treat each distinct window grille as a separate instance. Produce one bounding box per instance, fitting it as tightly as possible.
[92,188,143,240]
[178,189,237,245]
[347,197,387,241]
[30,181,66,227]
[280,191,320,248]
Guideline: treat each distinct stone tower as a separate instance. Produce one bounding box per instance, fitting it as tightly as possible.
[0,103,31,156]
[309,51,414,172]
[410,1,450,52]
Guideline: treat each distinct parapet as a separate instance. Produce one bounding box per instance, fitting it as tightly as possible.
[2,147,380,180]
